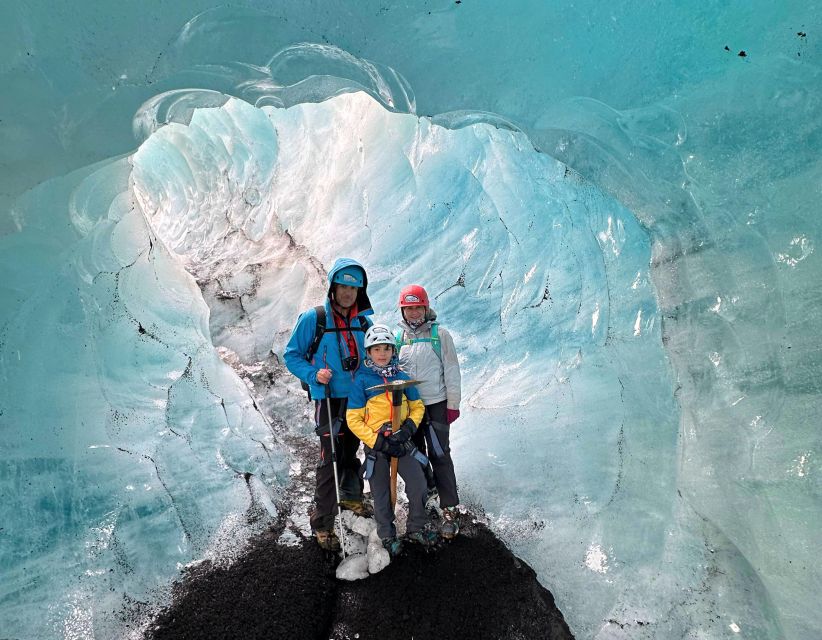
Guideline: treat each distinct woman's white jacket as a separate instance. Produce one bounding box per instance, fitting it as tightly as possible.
[397,310,461,410]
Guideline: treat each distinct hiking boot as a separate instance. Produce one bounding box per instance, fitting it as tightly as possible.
[424,488,440,514]
[339,499,373,518]
[381,536,403,558]
[406,529,439,547]
[440,506,460,540]
[315,529,341,552]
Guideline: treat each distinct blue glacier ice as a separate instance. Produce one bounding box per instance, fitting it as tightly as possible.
[1,2,820,639]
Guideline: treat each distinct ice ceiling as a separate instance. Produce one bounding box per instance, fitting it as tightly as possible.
[1,2,820,639]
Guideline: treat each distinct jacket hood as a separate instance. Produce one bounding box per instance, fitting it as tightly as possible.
[327,257,373,315]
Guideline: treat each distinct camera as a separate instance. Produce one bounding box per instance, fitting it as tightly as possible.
[341,355,359,371]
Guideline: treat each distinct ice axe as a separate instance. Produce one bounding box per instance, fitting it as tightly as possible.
[365,379,421,509]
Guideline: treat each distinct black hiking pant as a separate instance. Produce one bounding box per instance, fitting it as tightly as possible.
[310,397,364,533]
[411,400,459,508]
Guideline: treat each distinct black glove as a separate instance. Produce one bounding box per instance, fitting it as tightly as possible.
[374,432,412,458]
[388,420,415,445]
[372,432,390,453]
[389,418,416,444]
[387,440,415,458]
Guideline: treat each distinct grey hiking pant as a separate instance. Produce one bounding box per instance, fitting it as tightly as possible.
[411,400,459,508]
[368,450,429,539]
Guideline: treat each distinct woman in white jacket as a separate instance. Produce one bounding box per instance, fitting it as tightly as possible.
[395,284,462,539]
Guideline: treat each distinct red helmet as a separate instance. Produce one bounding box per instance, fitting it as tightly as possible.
[398,284,429,308]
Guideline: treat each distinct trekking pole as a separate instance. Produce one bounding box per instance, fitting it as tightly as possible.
[323,367,347,559]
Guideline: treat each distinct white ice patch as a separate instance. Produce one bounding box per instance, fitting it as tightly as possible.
[85,511,117,554]
[789,452,811,478]
[461,228,479,261]
[367,528,391,574]
[597,216,624,256]
[585,544,609,574]
[59,596,94,640]
[468,352,538,408]
[776,235,813,267]
[350,514,377,538]
[336,553,369,581]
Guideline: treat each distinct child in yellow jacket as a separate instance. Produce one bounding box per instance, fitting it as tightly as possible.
[346,324,438,555]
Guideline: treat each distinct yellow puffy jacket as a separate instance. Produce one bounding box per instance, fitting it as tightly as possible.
[346,367,425,448]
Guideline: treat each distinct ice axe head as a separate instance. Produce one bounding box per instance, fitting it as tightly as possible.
[366,379,420,405]
[366,379,420,431]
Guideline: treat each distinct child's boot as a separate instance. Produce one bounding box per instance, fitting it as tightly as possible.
[440,506,460,540]
[406,529,439,547]
[424,487,440,515]
[381,536,404,557]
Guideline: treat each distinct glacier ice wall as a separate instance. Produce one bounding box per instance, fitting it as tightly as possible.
[0,140,290,638]
[1,2,821,639]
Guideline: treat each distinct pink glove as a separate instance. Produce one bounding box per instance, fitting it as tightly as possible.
[446,409,460,424]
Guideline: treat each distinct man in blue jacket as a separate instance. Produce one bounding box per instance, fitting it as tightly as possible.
[283,258,374,550]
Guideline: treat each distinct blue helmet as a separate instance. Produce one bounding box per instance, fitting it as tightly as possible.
[330,264,365,288]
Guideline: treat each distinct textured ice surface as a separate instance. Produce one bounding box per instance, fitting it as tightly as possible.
[131,89,681,636]
[2,2,821,639]
[0,150,291,639]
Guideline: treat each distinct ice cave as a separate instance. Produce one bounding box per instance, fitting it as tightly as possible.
[0,2,819,639]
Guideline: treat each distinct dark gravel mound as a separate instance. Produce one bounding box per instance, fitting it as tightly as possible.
[144,521,573,640]
[145,527,336,640]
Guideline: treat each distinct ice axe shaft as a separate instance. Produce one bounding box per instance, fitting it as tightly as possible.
[365,380,420,509]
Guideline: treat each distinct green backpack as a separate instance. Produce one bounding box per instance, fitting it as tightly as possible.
[395,323,441,360]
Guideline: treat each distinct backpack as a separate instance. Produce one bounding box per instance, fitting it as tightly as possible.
[301,305,371,400]
[395,322,441,360]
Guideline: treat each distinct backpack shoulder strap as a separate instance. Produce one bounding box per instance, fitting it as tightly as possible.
[305,305,326,361]
[322,312,370,333]
[394,324,442,360]
[430,322,441,359]
[394,328,406,352]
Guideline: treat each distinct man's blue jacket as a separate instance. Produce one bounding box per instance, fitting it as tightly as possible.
[283,258,373,400]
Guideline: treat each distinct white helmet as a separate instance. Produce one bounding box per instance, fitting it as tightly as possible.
[364,323,395,350]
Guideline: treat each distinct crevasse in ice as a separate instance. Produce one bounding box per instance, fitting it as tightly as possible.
[1,3,819,639]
